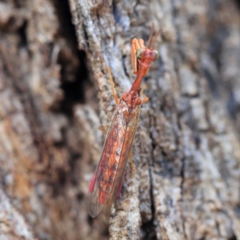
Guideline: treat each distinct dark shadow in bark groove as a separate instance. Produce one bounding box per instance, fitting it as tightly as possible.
[228,234,237,240]
[141,131,157,240]
[59,50,88,115]
[54,0,90,117]
[141,219,157,240]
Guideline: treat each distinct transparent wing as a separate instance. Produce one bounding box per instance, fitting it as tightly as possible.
[104,106,140,216]
[88,102,126,217]
[88,101,141,218]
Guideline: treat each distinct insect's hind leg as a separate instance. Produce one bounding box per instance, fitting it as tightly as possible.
[107,67,119,105]
[129,150,135,173]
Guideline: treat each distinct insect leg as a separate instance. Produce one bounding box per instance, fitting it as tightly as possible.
[129,150,135,173]
[98,125,108,137]
[107,67,119,105]
[131,39,137,73]
[140,84,149,104]
[116,181,123,198]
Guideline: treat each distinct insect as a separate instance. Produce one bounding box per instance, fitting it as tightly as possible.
[88,25,161,218]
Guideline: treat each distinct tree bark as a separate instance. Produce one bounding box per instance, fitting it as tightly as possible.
[0,0,240,239]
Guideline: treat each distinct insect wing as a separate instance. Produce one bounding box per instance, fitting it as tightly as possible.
[88,103,126,217]
[88,101,141,217]
[104,104,141,216]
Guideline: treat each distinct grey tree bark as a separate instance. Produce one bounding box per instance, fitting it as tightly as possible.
[0,0,240,239]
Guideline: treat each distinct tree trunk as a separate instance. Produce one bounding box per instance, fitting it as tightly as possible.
[0,0,240,239]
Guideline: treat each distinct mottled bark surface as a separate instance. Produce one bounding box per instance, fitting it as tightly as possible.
[0,0,240,239]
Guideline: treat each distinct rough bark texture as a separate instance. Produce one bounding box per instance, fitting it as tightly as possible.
[0,0,240,239]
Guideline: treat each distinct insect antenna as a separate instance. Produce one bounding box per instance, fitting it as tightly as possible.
[150,29,162,49]
[146,24,155,49]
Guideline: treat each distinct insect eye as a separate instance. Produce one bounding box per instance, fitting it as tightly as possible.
[153,50,159,61]
[136,48,144,59]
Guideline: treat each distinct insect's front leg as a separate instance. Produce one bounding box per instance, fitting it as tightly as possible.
[98,125,108,137]
[140,84,149,104]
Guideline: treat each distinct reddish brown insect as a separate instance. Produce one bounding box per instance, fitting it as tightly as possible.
[88,25,161,218]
